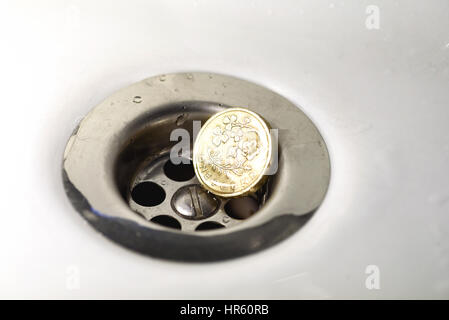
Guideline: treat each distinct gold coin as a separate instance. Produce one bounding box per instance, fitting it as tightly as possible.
[193,107,272,197]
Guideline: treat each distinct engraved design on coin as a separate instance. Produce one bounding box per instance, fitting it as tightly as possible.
[207,114,260,176]
[193,108,271,197]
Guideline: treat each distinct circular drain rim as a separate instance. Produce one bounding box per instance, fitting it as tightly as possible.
[62,72,330,261]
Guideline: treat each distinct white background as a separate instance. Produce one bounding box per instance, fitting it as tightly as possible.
[0,0,448,299]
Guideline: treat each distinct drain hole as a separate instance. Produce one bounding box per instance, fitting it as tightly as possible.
[131,182,166,207]
[196,221,225,231]
[224,197,259,220]
[163,160,195,182]
[151,215,181,230]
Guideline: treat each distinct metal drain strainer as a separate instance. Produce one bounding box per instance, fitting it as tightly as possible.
[128,154,268,231]
[62,72,330,261]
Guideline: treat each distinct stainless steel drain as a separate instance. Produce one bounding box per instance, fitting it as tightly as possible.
[128,153,263,231]
[62,72,330,261]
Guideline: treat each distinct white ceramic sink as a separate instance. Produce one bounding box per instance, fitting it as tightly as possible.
[0,0,448,299]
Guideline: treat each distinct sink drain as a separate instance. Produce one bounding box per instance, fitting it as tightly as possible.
[128,153,264,231]
[62,72,330,261]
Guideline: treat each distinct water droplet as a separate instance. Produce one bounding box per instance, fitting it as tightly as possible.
[133,96,142,103]
[186,73,193,80]
[222,216,230,223]
[176,114,186,126]
[159,74,166,82]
